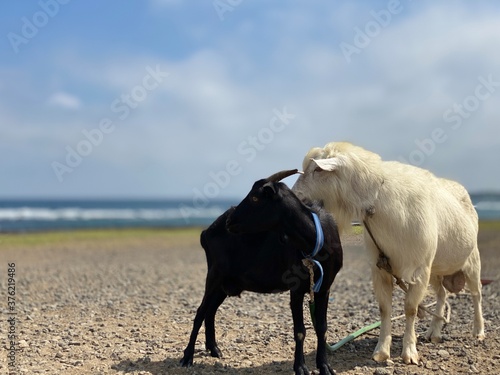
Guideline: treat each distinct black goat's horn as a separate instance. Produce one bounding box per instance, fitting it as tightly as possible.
[265,169,299,182]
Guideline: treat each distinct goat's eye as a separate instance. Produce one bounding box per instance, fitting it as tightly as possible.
[252,196,259,202]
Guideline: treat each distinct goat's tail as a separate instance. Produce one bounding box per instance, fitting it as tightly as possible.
[200,229,213,268]
[200,229,208,249]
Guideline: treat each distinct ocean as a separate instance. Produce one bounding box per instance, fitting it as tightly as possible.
[0,199,237,233]
[0,193,499,233]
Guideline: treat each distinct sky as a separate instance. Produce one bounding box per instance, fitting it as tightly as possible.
[1,0,500,200]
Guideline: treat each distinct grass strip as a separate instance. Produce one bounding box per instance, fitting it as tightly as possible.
[0,227,202,248]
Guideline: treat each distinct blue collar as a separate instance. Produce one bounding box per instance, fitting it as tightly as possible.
[311,212,324,258]
[302,212,324,293]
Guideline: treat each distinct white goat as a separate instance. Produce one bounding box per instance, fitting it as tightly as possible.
[292,141,485,365]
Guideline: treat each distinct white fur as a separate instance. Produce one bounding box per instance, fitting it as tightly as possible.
[293,141,485,364]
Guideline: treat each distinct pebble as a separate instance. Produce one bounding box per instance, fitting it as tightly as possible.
[241,359,253,367]
[374,368,392,375]
[438,349,450,357]
[6,230,499,374]
[18,340,29,348]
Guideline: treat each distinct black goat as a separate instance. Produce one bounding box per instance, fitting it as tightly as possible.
[179,169,343,375]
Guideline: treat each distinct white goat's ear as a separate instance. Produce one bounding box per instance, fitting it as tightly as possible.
[311,158,340,172]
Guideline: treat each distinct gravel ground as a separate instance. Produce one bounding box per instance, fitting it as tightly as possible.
[1,227,499,375]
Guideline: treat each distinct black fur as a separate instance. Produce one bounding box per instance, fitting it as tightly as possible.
[180,178,343,375]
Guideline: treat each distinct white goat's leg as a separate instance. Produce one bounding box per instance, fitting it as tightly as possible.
[462,247,485,340]
[401,269,430,365]
[425,274,447,343]
[372,266,393,362]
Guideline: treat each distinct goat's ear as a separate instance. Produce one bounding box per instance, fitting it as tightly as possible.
[311,157,340,172]
[262,182,277,197]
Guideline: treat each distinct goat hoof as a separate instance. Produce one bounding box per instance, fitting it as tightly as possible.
[430,336,441,344]
[425,328,442,343]
[318,363,336,375]
[208,345,222,358]
[179,355,193,367]
[402,350,419,365]
[294,364,310,375]
[402,355,419,365]
[372,351,390,362]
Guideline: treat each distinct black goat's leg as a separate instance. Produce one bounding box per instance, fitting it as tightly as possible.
[290,291,309,375]
[204,288,227,358]
[313,290,335,375]
[179,292,210,367]
[180,272,224,367]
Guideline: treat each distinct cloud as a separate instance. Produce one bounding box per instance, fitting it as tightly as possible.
[2,1,500,197]
[41,3,500,195]
[47,92,82,110]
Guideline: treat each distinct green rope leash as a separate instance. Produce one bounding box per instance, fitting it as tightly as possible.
[309,301,439,352]
[309,301,380,352]
[326,321,381,352]
[309,301,316,327]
